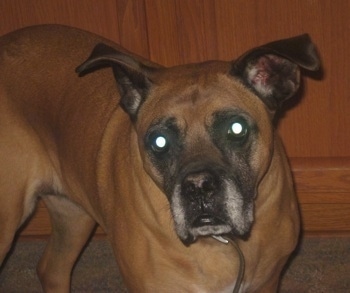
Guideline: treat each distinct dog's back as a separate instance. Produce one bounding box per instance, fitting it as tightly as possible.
[0,25,121,264]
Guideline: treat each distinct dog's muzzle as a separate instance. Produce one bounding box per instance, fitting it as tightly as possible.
[170,166,233,244]
[169,161,255,245]
[181,170,226,226]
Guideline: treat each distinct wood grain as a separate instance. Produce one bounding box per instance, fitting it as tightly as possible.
[0,0,120,42]
[301,204,350,232]
[144,0,181,66]
[174,0,218,63]
[291,157,350,193]
[116,0,149,58]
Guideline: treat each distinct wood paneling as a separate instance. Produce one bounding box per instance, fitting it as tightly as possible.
[174,0,218,63]
[0,0,121,42]
[301,204,350,233]
[292,157,350,194]
[0,0,349,237]
[116,0,149,58]
[144,0,180,65]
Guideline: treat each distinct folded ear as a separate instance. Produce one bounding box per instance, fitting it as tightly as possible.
[76,43,158,119]
[231,34,321,110]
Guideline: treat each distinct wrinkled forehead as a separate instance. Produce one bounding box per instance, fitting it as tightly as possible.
[137,71,269,134]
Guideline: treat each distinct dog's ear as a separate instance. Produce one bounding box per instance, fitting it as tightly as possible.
[231,34,320,110]
[76,43,158,119]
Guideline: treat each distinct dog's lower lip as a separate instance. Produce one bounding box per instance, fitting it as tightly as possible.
[192,215,226,227]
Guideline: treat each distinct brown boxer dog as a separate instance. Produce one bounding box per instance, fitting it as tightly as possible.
[0,25,319,292]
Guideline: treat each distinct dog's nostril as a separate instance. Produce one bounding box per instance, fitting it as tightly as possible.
[202,177,216,193]
[182,172,219,200]
[183,181,199,198]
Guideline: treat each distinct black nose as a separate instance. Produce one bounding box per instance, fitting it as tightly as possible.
[181,171,220,202]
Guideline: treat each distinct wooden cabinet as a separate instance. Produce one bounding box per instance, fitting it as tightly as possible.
[1,0,349,236]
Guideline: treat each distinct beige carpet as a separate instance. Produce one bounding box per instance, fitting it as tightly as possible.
[0,236,349,292]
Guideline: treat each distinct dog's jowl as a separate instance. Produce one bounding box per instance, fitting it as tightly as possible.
[0,25,320,292]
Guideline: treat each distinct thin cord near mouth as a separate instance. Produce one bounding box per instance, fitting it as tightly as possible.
[211,235,245,293]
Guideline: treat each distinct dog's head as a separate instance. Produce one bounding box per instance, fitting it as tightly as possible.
[77,35,320,244]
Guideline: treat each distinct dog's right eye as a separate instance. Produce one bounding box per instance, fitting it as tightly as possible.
[226,118,249,144]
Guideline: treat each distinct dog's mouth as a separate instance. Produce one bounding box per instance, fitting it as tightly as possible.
[178,214,232,245]
[192,214,226,227]
[171,194,254,245]
[169,166,255,245]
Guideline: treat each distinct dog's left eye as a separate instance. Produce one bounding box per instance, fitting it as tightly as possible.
[151,135,169,153]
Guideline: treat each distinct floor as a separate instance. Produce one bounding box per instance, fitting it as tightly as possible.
[0,236,349,292]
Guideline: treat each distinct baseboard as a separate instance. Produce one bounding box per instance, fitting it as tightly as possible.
[292,157,350,235]
[19,157,350,237]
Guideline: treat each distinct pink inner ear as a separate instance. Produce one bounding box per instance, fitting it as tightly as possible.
[251,55,281,86]
[246,55,275,97]
[253,63,269,86]
[243,52,300,106]
[247,54,292,99]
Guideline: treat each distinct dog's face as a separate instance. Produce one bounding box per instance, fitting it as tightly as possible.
[136,64,273,244]
[76,34,320,244]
